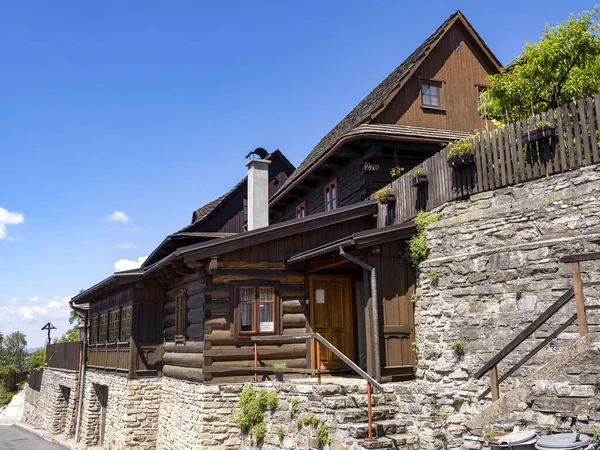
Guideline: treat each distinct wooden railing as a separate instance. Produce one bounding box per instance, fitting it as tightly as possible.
[475,253,600,402]
[46,341,82,371]
[87,342,130,371]
[252,333,383,441]
[378,95,600,227]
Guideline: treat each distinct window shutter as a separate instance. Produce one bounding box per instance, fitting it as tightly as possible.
[174,292,187,345]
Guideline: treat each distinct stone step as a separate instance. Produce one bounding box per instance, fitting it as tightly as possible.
[356,433,419,449]
[343,419,406,439]
[348,393,395,407]
[334,406,396,424]
[321,395,389,409]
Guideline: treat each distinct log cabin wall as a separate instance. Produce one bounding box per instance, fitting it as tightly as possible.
[373,21,497,132]
[161,272,207,382]
[201,216,374,382]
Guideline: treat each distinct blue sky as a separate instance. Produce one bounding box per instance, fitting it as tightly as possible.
[0,0,592,346]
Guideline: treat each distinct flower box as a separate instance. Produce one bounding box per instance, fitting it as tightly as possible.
[447,154,475,168]
[521,126,556,143]
[411,174,428,187]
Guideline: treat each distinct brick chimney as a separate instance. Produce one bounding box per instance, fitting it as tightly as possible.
[246,158,271,230]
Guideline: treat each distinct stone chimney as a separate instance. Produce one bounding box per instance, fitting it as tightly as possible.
[246,158,271,230]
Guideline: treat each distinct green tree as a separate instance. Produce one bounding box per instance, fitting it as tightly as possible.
[53,327,79,344]
[480,6,600,122]
[26,348,47,370]
[2,331,27,371]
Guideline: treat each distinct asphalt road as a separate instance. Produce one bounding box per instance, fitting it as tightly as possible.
[0,426,64,449]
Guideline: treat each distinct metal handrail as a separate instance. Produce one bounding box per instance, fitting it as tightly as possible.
[251,332,383,441]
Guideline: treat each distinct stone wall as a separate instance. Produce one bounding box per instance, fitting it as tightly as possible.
[22,368,79,438]
[406,165,600,448]
[157,376,417,450]
[79,370,161,449]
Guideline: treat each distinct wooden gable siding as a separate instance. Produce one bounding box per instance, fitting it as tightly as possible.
[373,21,497,132]
[90,286,134,316]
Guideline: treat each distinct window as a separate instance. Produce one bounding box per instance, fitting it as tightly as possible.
[421,81,442,108]
[296,202,306,219]
[324,179,337,211]
[98,314,108,343]
[90,316,98,344]
[108,310,120,342]
[174,293,187,341]
[120,305,132,341]
[234,282,280,337]
[478,86,488,103]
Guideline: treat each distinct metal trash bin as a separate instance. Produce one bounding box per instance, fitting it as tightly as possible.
[535,433,598,449]
[489,430,538,449]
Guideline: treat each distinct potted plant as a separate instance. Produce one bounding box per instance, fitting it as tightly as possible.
[375,187,395,204]
[410,168,428,187]
[522,120,555,143]
[446,140,474,167]
[390,166,404,179]
[273,362,286,382]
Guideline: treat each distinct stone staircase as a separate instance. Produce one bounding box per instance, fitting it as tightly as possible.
[310,385,419,449]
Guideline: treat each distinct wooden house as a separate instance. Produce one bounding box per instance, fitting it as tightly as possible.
[71,10,501,384]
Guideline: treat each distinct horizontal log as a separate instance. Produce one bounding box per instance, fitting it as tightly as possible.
[164,342,204,353]
[282,299,305,314]
[187,323,204,339]
[164,326,175,340]
[165,276,199,297]
[213,271,304,285]
[205,301,230,315]
[283,328,307,335]
[205,317,229,330]
[204,343,306,361]
[163,365,204,383]
[187,294,204,309]
[218,261,288,269]
[282,284,305,298]
[187,309,204,325]
[209,284,231,300]
[282,313,307,328]
[163,313,175,326]
[163,302,176,313]
[163,352,204,368]
[204,360,309,374]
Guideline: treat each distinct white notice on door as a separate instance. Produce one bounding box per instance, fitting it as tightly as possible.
[316,289,325,304]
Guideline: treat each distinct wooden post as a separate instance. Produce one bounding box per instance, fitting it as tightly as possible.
[316,340,321,385]
[490,365,499,402]
[571,262,589,337]
[366,382,373,441]
[254,343,258,383]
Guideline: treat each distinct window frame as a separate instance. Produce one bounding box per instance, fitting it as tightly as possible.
[98,313,108,344]
[90,316,98,345]
[324,179,338,211]
[296,201,307,219]
[120,305,132,342]
[174,292,188,343]
[108,309,120,343]
[232,281,281,339]
[420,79,444,110]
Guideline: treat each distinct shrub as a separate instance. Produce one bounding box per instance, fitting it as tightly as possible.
[235,385,278,434]
[297,414,320,428]
[446,140,472,159]
[375,187,392,203]
[411,293,419,304]
[440,412,448,420]
[277,425,285,440]
[290,397,298,418]
[405,211,441,266]
[316,424,331,448]
[251,422,266,442]
[451,340,466,358]
[428,270,439,284]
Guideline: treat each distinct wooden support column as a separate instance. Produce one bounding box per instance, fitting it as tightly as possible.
[571,262,588,337]
[490,366,499,402]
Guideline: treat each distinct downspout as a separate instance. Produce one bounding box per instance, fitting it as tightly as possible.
[70,301,87,442]
[339,247,381,382]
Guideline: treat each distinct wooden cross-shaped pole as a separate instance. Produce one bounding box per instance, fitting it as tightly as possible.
[41,322,57,346]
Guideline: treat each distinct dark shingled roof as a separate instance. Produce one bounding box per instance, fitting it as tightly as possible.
[271,10,501,202]
[191,194,227,224]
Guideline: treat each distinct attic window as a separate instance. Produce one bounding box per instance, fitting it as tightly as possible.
[451,40,462,52]
[421,81,442,108]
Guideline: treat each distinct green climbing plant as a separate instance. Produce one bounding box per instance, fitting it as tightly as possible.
[235,385,278,436]
[405,211,441,266]
[316,423,332,448]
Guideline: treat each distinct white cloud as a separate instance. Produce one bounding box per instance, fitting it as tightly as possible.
[116,242,138,249]
[104,211,130,223]
[114,256,148,272]
[0,295,74,347]
[0,207,25,240]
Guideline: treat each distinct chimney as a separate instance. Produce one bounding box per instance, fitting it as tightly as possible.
[246,158,271,230]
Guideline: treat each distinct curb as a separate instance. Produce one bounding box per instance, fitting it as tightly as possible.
[15,422,76,449]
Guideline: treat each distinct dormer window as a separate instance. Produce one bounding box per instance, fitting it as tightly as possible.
[296,202,306,219]
[421,80,443,108]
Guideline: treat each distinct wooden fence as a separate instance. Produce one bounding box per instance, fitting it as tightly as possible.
[87,342,130,371]
[28,368,43,391]
[378,95,600,227]
[46,342,82,371]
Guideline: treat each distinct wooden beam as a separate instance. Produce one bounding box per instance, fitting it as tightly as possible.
[206,257,218,275]
[490,366,499,402]
[571,262,588,337]
[559,252,600,263]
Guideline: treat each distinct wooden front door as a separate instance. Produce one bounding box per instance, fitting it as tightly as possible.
[309,275,355,370]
